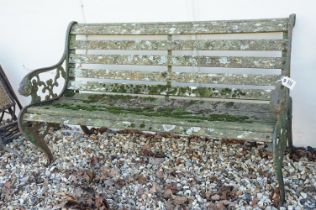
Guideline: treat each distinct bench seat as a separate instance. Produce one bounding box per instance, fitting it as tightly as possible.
[24,93,275,142]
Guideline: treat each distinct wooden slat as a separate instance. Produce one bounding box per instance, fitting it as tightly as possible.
[171,56,284,69]
[69,54,168,66]
[69,39,287,51]
[30,103,273,125]
[69,68,168,82]
[69,54,284,69]
[25,104,274,132]
[24,112,272,142]
[71,18,288,35]
[68,81,169,95]
[69,68,279,86]
[70,39,171,50]
[67,81,272,100]
[59,93,275,122]
[166,85,272,100]
[173,39,287,51]
[171,72,279,86]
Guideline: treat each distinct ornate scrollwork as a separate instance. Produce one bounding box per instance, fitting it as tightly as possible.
[19,64,67,104]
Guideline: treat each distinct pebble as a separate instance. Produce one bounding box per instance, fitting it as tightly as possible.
[299,198,306,205]
[300,192,307,198]
[184,190,191,196]
[211,194,220,201]
[163,189,173,198]
[0,128,315,209]
[243,192,252,203]
[173,195,187,205]
[257,192,263,199]
[289,167,295,173]
[196,194,204,203]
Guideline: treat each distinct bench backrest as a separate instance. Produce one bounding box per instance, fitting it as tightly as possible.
[66,15,295,103]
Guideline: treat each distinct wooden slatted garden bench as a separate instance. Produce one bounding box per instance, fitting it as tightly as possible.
[18,14,295,204]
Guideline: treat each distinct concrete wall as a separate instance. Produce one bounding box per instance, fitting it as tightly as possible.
[1,0,315,147]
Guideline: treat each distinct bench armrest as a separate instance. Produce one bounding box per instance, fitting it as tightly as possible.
[270,83,290,118]
[19,56,68,104]
[18,21,77,105]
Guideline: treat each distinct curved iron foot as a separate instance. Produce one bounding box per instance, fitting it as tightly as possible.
[21,121,54,165]
[80,125,94,135]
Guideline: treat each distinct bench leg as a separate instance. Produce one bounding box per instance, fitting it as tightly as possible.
[287,97,293,153]
[21,121,54,165]
[272,125,287,206]
[80,125,94,135]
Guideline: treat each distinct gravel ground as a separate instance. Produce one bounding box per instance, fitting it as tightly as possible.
[0,126,315,210]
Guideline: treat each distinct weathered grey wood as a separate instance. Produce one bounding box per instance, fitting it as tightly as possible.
[66,92,272,109]
[171,56,284,69]
[170,72,279,86]
[167,85,272,100]
[70,39,287,51]
[67,81,272,100]
[68,81,169,95]
[24,112,272,142]
[69,54,284,69]
[24,102,274,132]
[69,54,168,65]
[69,68,279,86]
[71,18,289,35]
[25,105,272,131]
[167,34,173,87]
[69,68,168,82]
[283,14,295,76]
[54,93,276,122]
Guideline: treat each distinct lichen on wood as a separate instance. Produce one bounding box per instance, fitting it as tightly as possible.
[70,39,287,51]
[71,18,289,35]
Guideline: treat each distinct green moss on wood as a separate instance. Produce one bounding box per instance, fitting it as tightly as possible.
[165,87,248,98]
[63,89,76,97]
[87,94,134,102]
[140,122,145,128]
[220,88,232,96]
[195,88,212,97]
[87,94,106,103]
[52,102,251,123]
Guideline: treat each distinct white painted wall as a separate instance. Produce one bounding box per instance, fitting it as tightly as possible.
[1,0,315,147]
